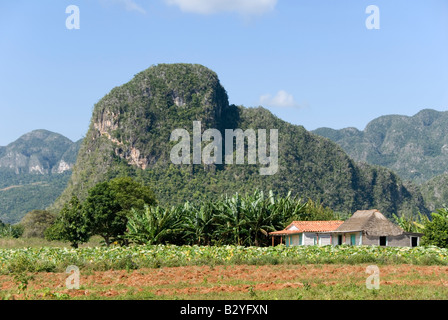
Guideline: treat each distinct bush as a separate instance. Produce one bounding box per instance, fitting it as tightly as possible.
[0,223,24,238]
[422,208,448,248]
[19,210,56,238]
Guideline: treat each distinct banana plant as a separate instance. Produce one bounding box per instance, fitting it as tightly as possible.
[181,201,216,246]
[393,212,428,233]
[125,204,183,245]
[214,192,249,246]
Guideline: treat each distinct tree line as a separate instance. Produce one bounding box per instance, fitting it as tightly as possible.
[4,176,448,249]
[43,177,337,248]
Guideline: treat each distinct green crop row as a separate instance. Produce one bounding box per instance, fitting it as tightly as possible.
[1,244,447,274]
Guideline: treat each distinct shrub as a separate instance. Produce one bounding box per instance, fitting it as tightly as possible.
[19,210,56,238]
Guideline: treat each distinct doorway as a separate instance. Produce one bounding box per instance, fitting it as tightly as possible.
[337,235,343,245]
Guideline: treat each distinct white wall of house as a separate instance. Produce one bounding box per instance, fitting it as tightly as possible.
[300,233,333,246]
[332,235,340,246]
[285,232,343,246]
[284,231,419,247]
[319,234,332,245]
[303,233,316,246]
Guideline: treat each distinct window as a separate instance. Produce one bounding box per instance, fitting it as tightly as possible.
[338,235,343,245]
[411,237,418,247]
[379,236,387,246]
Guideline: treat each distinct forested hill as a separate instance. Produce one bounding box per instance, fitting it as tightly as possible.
[51,63,428,218]
[313,109,448,184]
[420,173,448,212]
[0,130,82,224]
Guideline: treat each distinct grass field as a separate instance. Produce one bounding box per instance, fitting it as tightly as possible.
[0,238,447,300]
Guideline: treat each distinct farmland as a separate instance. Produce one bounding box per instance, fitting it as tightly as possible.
[2,264,448,300]
[0,245,448,274]
[1,244,448,274]
[1,244,448,300]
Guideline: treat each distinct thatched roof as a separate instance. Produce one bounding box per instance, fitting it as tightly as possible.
[334,210,404,236]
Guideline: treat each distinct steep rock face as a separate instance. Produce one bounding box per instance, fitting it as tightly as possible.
[313,109,448,183]
[52,63,428,217]
[58,64,230,199]
[91,63,228,168]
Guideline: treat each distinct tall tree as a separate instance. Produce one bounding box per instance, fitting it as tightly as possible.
[52,196,90,248]
[82,177,157,246]
[108,176,157,215]
[82,181,124,246]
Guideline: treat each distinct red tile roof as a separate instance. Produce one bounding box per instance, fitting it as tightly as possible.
[270,220,344,235]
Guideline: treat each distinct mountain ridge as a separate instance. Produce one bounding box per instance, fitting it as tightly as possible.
[0,130,82,224]
[0,129,82,175]
[51,63,429,219]
[313,108,448,184]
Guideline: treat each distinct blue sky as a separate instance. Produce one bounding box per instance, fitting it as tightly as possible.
[0,0,447,145]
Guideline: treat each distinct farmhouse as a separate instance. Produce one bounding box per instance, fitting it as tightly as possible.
[269,220,343,246]
[270,209,423,248]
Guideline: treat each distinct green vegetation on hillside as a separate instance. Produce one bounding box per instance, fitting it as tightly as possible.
[51,63,429,219]
[420,173,448,211]
[0,171,72,224]
[313,109,448,184]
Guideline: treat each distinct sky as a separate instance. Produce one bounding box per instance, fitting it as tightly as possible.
[0,0,447,146]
